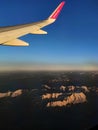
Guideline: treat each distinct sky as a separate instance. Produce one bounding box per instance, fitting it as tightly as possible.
[0,0,98,71]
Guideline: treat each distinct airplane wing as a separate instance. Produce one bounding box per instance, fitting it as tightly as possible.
[35,1,65,28]
[1,1,65,46]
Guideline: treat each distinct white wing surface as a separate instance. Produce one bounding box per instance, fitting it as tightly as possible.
[0,1,65,46]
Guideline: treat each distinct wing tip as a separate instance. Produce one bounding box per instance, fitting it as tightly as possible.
[49,1,66,20]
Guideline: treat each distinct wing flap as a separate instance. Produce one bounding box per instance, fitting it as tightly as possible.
[30,29,47,34]
[3,39,29,46]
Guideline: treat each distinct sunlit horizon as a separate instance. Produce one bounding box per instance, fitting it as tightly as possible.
[0,62,98,72]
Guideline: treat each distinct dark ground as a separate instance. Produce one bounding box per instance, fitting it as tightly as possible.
[0,71,98,130]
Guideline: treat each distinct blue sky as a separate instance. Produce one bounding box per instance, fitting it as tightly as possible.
[0,0,98,71]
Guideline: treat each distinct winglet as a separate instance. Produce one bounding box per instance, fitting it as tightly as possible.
[49,1,65,20]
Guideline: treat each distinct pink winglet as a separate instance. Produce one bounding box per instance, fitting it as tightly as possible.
[50,1,65,19]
